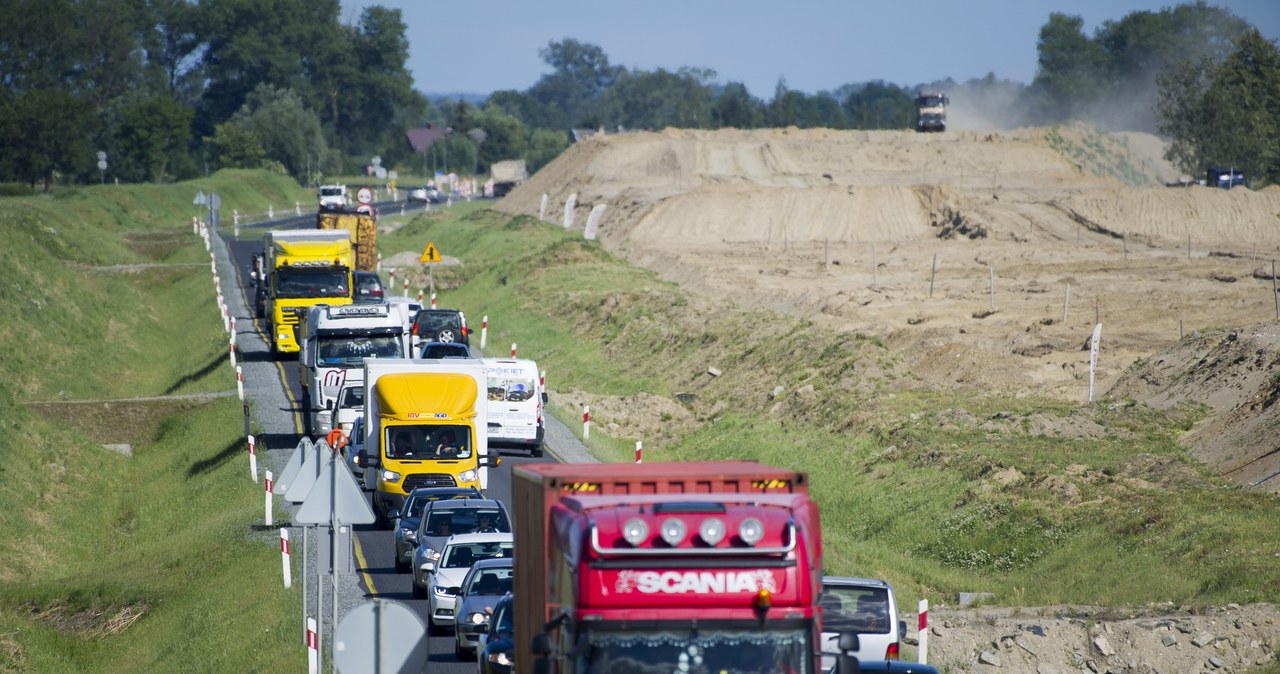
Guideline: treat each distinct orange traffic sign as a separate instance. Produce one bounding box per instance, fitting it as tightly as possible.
[420,241,442,264]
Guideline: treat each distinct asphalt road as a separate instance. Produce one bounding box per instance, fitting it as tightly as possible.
[218,204,594,672]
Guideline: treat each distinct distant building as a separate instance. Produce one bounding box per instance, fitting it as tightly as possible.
[405,125,452,154]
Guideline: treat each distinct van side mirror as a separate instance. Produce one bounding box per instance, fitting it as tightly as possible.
[542,391,549,404]
[361,450,379,468]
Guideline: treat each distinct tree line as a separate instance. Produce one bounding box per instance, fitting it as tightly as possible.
[1,1,1276,191]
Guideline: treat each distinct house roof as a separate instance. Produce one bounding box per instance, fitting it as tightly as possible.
[406,126,452,153]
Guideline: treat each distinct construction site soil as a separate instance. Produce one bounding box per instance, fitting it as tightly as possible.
[495,125,1280,672]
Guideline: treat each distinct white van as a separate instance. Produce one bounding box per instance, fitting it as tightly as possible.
[820,576,906,668]
[481,358,545,457]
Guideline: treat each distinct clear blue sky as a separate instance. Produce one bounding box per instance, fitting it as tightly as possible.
[340,0,1280,99]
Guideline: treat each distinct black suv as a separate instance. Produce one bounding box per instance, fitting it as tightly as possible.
[412,308,469,346]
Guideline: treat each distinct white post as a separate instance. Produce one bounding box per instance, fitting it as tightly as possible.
[430,292,437,309]
[295,201,301,216]
[402,277,408,297]
[583,406,590,440]
[236,365,244,400]
[264,471,274,526]
[280,528,292,589]
[480,316,488,349]
[511,342,517,358]
[918,599,929,664]
[248,434,258,482]
[376,253,382,274]
[1088,323,1103,403]
[635,440,643,464]
[268,204,274,220]
[306,617,318,674]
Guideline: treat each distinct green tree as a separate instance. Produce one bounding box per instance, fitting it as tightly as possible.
[1030,13,1109,123]
[0,88,95,190]
[712,82,764,129]
[204,120,267,170]
[597,68,715,130]
[529,39,623,129]
[1158,28,1280,184]
[474,104,529,168]
[524,127,568,173]
[115,95,194,182]
[232,84,331,180]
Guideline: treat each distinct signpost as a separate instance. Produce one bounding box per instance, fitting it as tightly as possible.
[420,241,442,299]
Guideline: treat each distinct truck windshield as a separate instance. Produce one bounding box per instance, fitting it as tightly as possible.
[578,627,811,674]
[316,335,403,365]
[386,424,472,460]
[275,269,349,298]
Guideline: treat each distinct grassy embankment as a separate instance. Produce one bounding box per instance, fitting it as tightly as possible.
[0,171,310,672]
[381,205,1280,612]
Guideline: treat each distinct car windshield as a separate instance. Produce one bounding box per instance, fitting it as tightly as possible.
[275,269,349,298]
[422,344,470,359]
[578,627,812,674]
[386,425,472,460]
[320,187,343,197]
[442,541,512,569]
[422,507,510,537]
[820,586,891,634]
[465,566,513,596]
[316,335,403,365]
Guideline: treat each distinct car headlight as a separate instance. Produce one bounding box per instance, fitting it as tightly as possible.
[431,550,441,561]
[489,652,511,665]
[381,469,401,483]
[399,528,416,542]
[433,585,455,597]
[466,612,489,625]
[458,469,477,483]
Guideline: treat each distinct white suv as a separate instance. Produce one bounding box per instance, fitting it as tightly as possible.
[318,184,347,211]
[820,576,905,668]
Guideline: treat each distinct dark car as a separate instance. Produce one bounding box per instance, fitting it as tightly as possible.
[411,308,468,346]
[477,592,514,674]
[353,271,384,304]
[391,486,483,572]
[413,498,512,565]
[420,341,472,359]
[828,662,941,674]
[452,557,514,660]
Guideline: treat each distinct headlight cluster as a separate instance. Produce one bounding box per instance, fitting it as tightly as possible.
[466,611,488,625]
[489,652,512,665]
[381,469,401,483]
[458,469,477,483]
[620,516,765,547]
[433,585,455,597]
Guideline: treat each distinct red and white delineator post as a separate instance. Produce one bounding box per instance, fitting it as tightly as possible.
[583,405,590,440]
[247,434,257,481]
[430,291,437,309]
[480,315,488,349]
[236,365,244,400]
[511,342,517,357]
[635,440,643,464]
[264,471,274,526]
[280,528,292,589]
[417,289,423,303]
[540,370,546,388]
[918,599,929,664]
[306,616,318,673]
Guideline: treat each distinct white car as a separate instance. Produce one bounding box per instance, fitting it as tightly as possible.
[820,576,905,669]
[413,532,513,634]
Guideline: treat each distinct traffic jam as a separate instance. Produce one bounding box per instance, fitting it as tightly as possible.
[221,188,922,674]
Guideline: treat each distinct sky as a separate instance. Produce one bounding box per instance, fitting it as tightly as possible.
[339,0,1280,100]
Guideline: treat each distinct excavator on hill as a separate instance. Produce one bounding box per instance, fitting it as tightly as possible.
[914,92,949,133]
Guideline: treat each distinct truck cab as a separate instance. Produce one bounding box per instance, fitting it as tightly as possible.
[318,184,348,211]
[914,92,949,133]
[363,359,496,527]
[298,302,412,436]
[262,230,355,356]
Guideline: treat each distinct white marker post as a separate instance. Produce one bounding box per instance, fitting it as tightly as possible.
[417,288,423,304]
[430,292,437,309]
[635,440,643,464]
[280,528,292,588]
[402,277,408,297]
[248,434,258,482]
[306,617,318,674]
[229,316,237,339]
[480,316,488,349]
[583,406,591,440]
[264,471,274,525]
[918,599,929,664]
[229,342,237,368]
[236,365,245,400]
[388,268,395,291]
[540,370,546,389]
[376,253,382,274]
[511,342,517,358]
[1088,323,1103,402]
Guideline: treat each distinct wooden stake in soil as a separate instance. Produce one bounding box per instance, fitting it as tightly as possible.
[1273,260,1278,320]
[1063,283,1070,323]
[1179,319,1184,339]
[1187,234,1191,260]
[1123,231,1128,262]
[929,254,938,298]
[988,266,995,311]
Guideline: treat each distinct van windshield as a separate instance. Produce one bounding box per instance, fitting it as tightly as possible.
[275,269,349,298]
[386,424,472,460]
[487,375,537,402]
[316,335,403,365]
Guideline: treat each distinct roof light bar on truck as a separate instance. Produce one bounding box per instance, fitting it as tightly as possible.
[590,521,796,556]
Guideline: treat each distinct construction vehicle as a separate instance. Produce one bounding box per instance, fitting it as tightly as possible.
[512,461,826,674]
[1205,167,1248,189]
[297,302,413,436]
[318,184,348,211]
[316,209,378,272]
[489,159,528,198]
[361,359,498,528]
[914,92,949,133]
[261,230,355,356]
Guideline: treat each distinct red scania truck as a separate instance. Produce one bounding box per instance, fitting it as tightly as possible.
[513,461,827,674]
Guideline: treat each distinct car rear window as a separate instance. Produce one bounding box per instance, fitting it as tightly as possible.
[820,586,891,634]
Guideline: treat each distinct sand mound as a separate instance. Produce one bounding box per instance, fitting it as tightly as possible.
[496,126,1280,488]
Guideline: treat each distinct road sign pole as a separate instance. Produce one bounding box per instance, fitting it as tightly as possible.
[428,265,435,298]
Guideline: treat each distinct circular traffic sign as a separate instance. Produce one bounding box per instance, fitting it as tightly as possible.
[355,204,375,215]
[356,187,374,205]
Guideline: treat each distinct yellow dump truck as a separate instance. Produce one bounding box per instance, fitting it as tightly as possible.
[316,210,377,272]
[261,230,355,355]
[361,359,497,528]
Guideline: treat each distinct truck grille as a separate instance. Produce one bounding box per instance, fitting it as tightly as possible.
[404,473,457,490]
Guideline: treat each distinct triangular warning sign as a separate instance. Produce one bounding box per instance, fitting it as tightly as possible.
[420,242,442,264]
[294,456,375,525]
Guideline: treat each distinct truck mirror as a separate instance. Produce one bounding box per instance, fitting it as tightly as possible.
[542,391,549,404]
[388,508,399,520]
[327,398,337,412]
[362,451,379,468]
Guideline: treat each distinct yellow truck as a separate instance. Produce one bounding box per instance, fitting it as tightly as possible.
[262,230,355,355]
[360,359,497,527]
[316,210,377,272]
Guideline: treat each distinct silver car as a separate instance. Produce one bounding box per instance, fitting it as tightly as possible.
[451,557,513,661]
[412,532,513,634]
[820,576,906,669]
